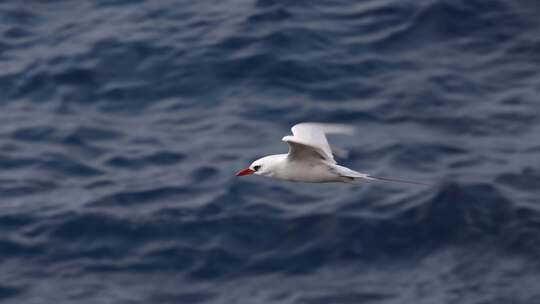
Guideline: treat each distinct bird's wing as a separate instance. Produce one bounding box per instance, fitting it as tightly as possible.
[282,123,355,163]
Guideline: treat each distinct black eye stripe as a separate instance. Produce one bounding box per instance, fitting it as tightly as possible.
[253,165,261,171]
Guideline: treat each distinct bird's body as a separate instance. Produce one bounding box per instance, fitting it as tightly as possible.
[253,154,345,183]
[236,122,429,186]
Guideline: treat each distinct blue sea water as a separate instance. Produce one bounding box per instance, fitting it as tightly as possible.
[1,0,540,303]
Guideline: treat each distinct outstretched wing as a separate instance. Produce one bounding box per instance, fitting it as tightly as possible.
[282,122,355,163]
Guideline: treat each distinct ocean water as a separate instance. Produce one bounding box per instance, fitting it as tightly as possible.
[1,0,540,303]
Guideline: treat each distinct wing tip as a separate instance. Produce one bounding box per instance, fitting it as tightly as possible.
[292,122,356,135]
[281,135,293,143]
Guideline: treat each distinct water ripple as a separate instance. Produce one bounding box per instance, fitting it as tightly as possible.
[1,0,540,302]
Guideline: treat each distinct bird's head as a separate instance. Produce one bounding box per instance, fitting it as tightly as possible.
[235,155,282,177]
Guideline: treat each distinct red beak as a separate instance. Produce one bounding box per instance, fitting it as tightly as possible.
[236,168,255,176]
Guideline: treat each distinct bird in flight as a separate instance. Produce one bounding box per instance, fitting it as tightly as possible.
[236,122,430,186]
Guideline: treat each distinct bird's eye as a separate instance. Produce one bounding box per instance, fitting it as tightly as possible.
[253,165,261,171]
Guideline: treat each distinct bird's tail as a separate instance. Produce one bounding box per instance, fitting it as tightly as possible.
[364,175,431,186]
[332,165,431,186]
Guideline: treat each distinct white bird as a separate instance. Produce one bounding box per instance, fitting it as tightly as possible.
[236,122,430,186]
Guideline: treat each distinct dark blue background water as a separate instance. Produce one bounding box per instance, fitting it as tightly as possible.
[1,0,540,303]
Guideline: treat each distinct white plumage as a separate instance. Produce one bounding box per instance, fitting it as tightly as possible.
[236,122,429,186]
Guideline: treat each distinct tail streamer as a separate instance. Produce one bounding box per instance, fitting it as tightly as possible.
[366,175,432,186]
